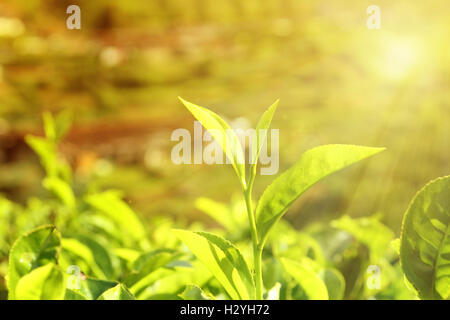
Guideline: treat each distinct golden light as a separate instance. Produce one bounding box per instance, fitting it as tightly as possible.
[381,37,422,80]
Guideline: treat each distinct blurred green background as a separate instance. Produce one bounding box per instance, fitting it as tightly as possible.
[0,0,448,233]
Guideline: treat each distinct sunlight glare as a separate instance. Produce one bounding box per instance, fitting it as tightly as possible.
[383,38,421,79]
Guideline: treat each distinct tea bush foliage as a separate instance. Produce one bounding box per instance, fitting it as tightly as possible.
[0,103,448,300]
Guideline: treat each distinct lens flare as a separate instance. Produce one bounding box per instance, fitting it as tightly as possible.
[382,38,421,79]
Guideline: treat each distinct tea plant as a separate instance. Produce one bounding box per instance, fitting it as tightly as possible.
[1,102,448,300]
[399,175,450,300]
[175,98,385,300]
[1,112,200,300]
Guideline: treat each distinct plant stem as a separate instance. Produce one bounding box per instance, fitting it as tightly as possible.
[253,243,263,300]
[244,184,263,300]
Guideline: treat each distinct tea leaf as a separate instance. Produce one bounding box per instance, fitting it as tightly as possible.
[72,277,118,300]
[114,248,141,263]
[7,225,61,299]
[85,191,146,241]
[15,263,65,300]
[195,197,235,231]
[43,177,76,209]
[62,236,114,280]
[179,97,246,188]
[125,249,178,287]
[174,230,255,299]
[25,136,59,177]
[130,261,211,299]
[281,258,328,300]
[64,289,88,300]
[25,135,72,181]
[331,215,394,261]
[179,284,215,300]
[97,284,136,300]
[318,268,345,300]
[43,110,72,142]
[400,175,450,299]
[250,100,278,181]
[256,145,385,243]
[391,239,401,255]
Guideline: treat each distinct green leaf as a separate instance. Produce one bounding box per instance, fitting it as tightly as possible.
[98,284,135,300]
[179,284,215,300]
[15,263,65,300]
[7,225,61,299]
[64,289,88,300]
[195,197,235,231]
[174,230,255,300]
[391,238,401,256]
[78,235,115,279]
[79,215,124,243]
[114,248,141,263]
[271,224,326,265]
[400,175,450,300]
[125,249,178,287]
[43,110,72,142]
[43,177,76,209]
[85,191,146,241]
[179,97,246,188]
[331,215,394,261]
[25,136,58,177]
[256,145,385,243]
[62,238,95,270]
[25,135,72,181]
[62,236,115,280]
[281,258,328,300]
[133,249,177,271]
[128,268,173,298]
[0,197,14,251]
[130,261,211,299]
[43,112,57,141]
[318,268,345,300]
[71,277,118,300]
[250,100,278,179]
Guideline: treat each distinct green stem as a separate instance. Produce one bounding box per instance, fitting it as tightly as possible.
[244,183,263,300]
[253,243,263,300]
